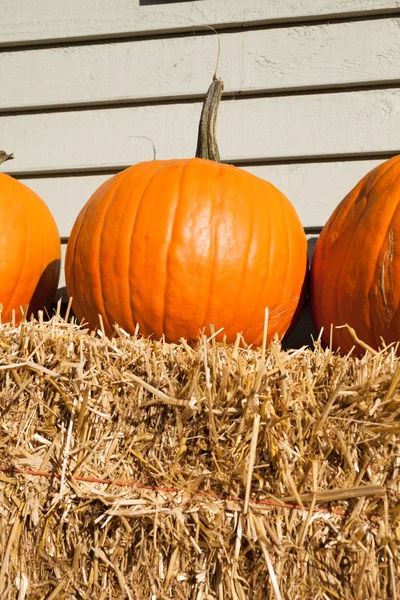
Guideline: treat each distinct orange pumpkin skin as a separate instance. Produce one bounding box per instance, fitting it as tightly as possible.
[310,155,400,355]
[0,174,61,322]
[66,158,307,344]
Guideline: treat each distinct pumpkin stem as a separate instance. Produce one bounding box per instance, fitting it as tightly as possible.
[0,151,14,166]
[195,77,224,162]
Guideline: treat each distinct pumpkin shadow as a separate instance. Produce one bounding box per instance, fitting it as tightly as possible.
[28,258,62,318]
[282,236,318,350]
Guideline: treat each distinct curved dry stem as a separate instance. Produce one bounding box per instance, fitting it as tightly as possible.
[203,25,221,80]
[195,78,224,162]
[0,151,14,166]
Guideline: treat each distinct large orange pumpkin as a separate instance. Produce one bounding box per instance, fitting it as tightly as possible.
[310,155,400,355]
[65,79,308,344]
[0,152,61,322]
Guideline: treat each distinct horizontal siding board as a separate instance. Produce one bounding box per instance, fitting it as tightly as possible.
[2,0,400,46]
[20,159,382,237]
[2,90,400,174]
[2,18,400,111]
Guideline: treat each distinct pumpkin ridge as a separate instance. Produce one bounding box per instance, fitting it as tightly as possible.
[280,199,307,336]
[237,173,265,340]
[3,193,29,319]
[365,155,400,195]
[84,168,134,333]
[161,162,185,339]
[388,269,400,331]
[336,160,400,348]
[97,174,127,332]
[243,183,288,340]
[275,193,294,334]
[367,173,400,347]
[271,191,304,336]
[253,180,278,338]
[102,166,153,334]
[323,158,399,247]
[104,165,153,334]
[66,201,91,327]
[97,169,136,333]
[200,162,219,336]
[127,162,174,336]
[242,173,271,338]
[330,187,378,346]
[35,207,47,313]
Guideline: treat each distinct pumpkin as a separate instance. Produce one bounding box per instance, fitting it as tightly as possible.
[65,78,308,344]
[310,155,400,355]
[0,152,61,322]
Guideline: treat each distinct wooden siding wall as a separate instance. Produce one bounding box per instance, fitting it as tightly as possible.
[2,0,400,342]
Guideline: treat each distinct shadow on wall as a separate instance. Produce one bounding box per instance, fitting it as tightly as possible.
[139,0,193,4]
[283,235,319,350]
[306,236,318,264]
[283,302,317,350]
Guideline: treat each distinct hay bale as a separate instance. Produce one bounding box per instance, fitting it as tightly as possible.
[0,309,399,599]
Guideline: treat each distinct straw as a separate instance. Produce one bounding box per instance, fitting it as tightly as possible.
[0,313,398,599]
